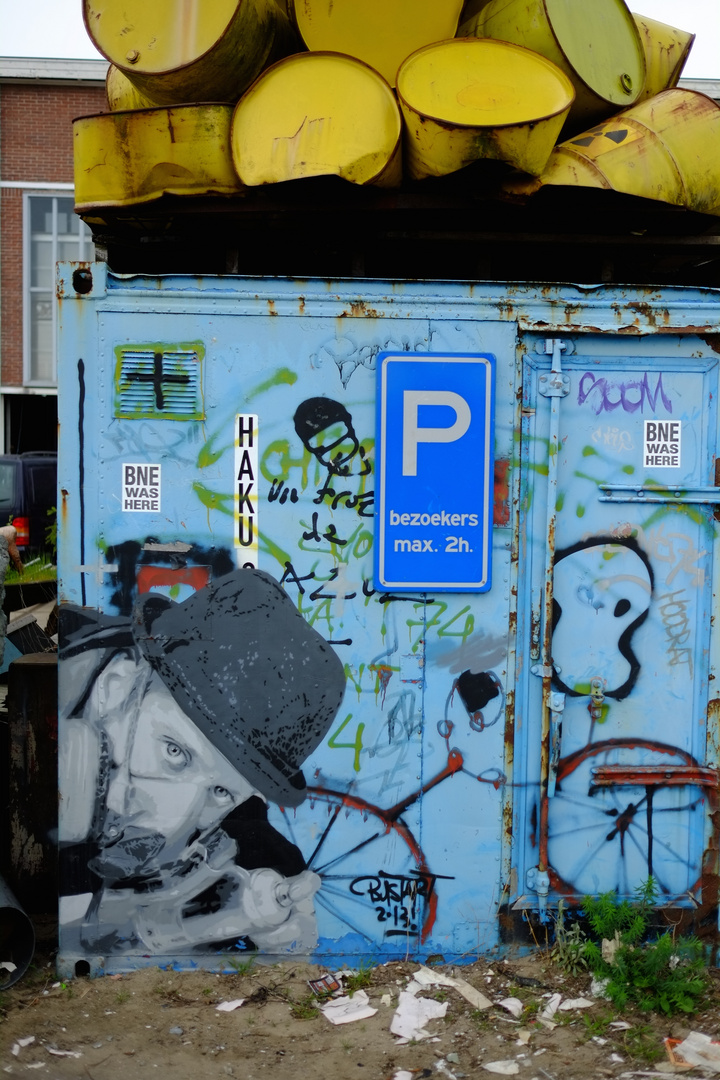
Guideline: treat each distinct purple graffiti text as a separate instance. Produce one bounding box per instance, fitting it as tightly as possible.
[578,371,673,415]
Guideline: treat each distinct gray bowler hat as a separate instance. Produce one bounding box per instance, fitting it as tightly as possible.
[131,569,346,808]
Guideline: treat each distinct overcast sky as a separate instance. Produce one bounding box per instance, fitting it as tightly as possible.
[0,0,718,78]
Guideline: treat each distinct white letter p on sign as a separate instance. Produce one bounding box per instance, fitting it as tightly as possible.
[402,390,471,476]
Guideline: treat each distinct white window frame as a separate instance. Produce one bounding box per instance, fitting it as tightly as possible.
[23,191,92,387]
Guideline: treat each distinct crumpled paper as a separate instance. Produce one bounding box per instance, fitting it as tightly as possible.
[390,990,447,1043]
[483,1060,520,1075]
[412,965,493,1010]
[675,1031,720,1073]
[498,997,524,1018]
[320,989,377,1025]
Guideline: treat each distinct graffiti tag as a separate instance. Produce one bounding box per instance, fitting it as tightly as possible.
[350,871,448,937]
[578,371,673,415]
[658,590,693,675]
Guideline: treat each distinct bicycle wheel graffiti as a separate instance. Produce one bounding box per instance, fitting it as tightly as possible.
[275,753,465,946]
[547,739,718,899]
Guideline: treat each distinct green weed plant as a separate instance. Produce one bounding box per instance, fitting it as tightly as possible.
[344,960,375,995]
[556,877,708,1016]
[551,897,590,975]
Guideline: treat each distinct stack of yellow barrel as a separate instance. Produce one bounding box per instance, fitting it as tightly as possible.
[73,0,720,218]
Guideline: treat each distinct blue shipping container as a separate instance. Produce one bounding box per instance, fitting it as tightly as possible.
[56,265,720,975]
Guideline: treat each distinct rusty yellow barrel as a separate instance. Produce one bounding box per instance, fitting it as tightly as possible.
[289,0,463,87]
[84,0,296,107]
[509,89,720,216]
[633,13,695,100]
[74,104,242,211]
[106,66,158,112]
[231,52,402,188]
[467,0,646,125]
[396,38,574,181]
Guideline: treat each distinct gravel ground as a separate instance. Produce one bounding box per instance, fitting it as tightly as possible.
[2,921,720,1079]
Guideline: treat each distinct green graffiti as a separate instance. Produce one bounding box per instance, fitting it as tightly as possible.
[260,439,312,488]
[246,367,297,403]
[640,503,711,532]
[573,470,603,486]
[192,481,233,516]
[582,445,599,457]
[576,503,585,518]
[305,595,335,633]
[257,529,292,572]
[327,713,365,773]
[344,662,366,699]
[352,529,373,560]
[197,428,231,469]
[406,599,475,653]
[622,464,635,475]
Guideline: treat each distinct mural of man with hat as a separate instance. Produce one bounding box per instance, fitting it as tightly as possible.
[58,568,346,956]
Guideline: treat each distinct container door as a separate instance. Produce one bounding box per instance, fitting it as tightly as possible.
[515,335,719,911]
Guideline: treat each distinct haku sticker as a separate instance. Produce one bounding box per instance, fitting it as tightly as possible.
[235,414,258,567]
[644,421,681,468]
[122,463,161,511]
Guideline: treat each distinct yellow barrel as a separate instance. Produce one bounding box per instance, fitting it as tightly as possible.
[289,0,463,88]
[468,0,646,125]
[106,66,158,112]
[633,14,695,101]
[74,104,242,211]
[509,89,720,216]
[396,38,575,181]
[458,0,494,30]
[84,0,297,107]
[231,52,402,188]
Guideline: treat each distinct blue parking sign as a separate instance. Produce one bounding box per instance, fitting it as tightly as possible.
[376,353,495,592]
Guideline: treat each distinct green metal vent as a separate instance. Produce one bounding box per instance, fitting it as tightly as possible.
[114,343,205,420]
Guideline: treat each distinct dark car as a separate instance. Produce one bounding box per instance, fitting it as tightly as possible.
[0,452,57,552]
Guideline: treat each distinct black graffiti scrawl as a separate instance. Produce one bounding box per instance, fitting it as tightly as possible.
[551,536,654,700]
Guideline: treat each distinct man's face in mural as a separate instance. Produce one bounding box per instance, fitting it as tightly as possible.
[60,569,347,954]
[98,664,259,877]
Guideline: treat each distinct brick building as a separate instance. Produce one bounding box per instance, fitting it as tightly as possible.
[0,57,107,453]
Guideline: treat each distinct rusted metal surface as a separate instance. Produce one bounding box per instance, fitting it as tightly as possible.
[74,105,242,211]
[512,89,720,217]
[633,13,695,101]
[396,38,574,180]
[591,764,719,787]
[84,0,296,107]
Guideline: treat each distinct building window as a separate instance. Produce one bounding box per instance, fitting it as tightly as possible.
[24,194,92,385]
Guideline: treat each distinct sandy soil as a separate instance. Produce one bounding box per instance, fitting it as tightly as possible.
[2,923,719,1079]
